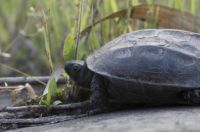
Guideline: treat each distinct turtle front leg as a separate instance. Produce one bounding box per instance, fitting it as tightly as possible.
[89,74,109,114]
[183,89,200,104]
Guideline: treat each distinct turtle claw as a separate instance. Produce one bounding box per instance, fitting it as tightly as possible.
[87,108,103,115]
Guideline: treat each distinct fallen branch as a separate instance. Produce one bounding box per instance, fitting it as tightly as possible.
[0,114,87,124]
[0,100,91,113]
[0,76,68,85]
[0,112,15,119]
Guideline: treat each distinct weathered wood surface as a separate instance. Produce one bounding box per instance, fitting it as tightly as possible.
[10,106,200,132]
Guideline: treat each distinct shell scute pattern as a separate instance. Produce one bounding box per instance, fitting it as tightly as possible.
[86,29,200,87]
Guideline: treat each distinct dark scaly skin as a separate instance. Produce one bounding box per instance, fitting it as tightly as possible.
[90,74,109,110]
[64,60,200,113]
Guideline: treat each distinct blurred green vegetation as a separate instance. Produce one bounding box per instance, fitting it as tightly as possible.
[0,0,200,77]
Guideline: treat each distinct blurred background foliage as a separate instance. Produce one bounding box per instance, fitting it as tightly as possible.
[0,0,200,77]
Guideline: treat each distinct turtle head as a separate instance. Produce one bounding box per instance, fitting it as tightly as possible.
[64,60,93,87]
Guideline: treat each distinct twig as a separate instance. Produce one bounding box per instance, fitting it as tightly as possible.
[0,112,15,119]
[0,114,87,124]
[0,76,68,85]
[83,0,100,47]
[0,100,90,112]
[0,63,47,85]
[75,0,84,59]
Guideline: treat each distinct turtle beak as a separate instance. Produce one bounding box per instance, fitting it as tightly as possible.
[64,61,73,75]
[65,61,76,81]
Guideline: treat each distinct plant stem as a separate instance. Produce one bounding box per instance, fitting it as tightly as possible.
[75,0,84,59]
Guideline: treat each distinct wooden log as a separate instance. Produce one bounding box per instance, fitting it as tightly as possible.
[0,114,87,124]
[0,101,91,112]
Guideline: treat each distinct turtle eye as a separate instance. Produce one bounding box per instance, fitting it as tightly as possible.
[73,65,80,72]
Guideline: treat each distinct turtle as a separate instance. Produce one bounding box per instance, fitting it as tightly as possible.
[65,29,200,113]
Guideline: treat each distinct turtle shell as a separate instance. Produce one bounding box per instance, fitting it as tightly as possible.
[86,29,200,87]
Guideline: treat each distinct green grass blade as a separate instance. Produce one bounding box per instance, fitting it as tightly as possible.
[63,34,76,61]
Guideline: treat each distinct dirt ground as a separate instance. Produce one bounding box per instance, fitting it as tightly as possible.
[9,106,200,132]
